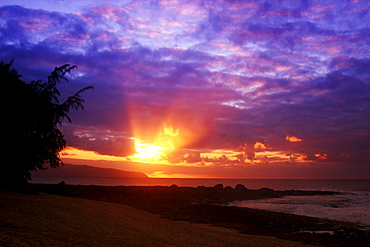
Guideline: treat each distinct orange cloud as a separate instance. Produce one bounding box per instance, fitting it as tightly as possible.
[253,142,267,149]
[61,147,126,161]
[285,135,302,142]
[315,153,328,160]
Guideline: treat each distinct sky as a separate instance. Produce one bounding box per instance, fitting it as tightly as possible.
[1,0,370,179]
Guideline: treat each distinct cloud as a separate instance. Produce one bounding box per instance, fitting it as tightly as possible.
[253,142,267,149]
[1,1,369,178]
[286,135,302,142]
[61,126,135,157]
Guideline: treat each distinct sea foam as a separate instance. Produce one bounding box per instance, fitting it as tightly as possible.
[230,192,370,228]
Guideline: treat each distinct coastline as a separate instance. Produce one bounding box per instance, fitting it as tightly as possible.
[1,190,312,247]
[29,177,370,191]
[2,184,370,246]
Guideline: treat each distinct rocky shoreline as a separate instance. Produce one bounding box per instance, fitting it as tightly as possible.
[30,183,370,246]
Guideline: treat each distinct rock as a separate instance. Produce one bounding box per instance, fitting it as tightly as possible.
[214,184,224,189]
[235,184,248,191]
[58,181,66,186]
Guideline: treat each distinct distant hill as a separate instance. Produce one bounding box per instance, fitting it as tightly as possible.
[32,164,148,178]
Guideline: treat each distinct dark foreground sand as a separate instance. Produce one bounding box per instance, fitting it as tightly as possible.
[0,191,313,247]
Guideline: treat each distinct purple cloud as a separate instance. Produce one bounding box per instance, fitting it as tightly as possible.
[1,1,369,177]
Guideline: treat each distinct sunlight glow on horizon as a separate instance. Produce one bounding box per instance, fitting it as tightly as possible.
[130,139,167,162]
[127,125,182,164]
[60,147,127,161]
[145,171,213,179]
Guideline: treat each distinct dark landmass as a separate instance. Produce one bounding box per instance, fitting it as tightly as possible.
[31,164,148,178]
[32,183,370,247]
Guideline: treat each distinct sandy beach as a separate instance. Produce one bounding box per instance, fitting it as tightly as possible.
[0,191,313,247]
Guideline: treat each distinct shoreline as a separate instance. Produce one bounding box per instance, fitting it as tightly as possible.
[1,190,313,247]
[32,183,370,246]
[2,184,370,246]
[29,177,370,191]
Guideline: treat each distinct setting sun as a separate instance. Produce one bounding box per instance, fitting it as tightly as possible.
[129,125,181,164]
[131,139,166,162]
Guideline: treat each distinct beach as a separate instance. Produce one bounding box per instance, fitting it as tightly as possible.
[1,191,311,247]
[1,185,370,246]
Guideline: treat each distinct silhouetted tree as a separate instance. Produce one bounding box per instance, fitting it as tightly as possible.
[0,60,93,188]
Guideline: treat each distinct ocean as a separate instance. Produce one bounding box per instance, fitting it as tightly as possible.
[31,177,370,228]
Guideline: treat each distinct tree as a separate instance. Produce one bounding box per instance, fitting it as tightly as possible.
[0,60,93,187]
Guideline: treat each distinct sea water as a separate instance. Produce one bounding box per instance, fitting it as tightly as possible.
[30,177,370,190]
[31,177,370,227]
[230,192,370,228]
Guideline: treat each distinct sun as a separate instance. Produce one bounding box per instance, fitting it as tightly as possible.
[132,139,166,161]
[129,125,181,163]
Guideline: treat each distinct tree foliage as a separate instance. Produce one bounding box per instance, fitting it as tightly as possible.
[0,60,93,187]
